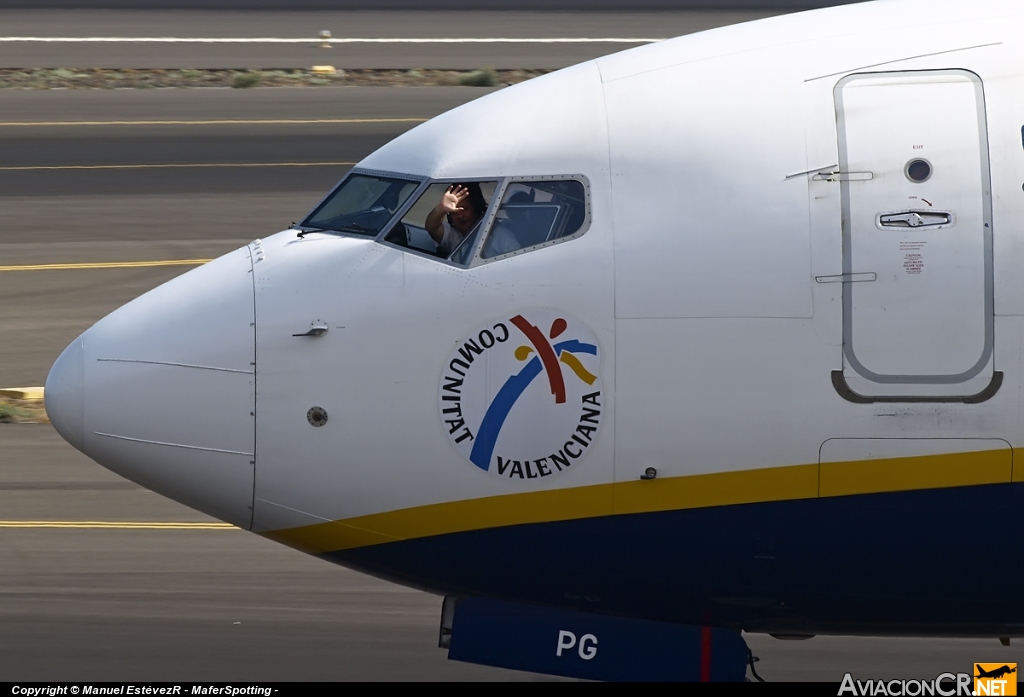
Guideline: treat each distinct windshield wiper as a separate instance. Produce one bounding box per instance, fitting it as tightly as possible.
[296,222,378,238]
[296,225,329,239]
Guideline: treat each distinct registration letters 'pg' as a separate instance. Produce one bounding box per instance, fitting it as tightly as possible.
[556,630,598,660]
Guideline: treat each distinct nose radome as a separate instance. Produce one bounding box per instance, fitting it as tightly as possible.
[45,335,85,451]
[50,246,257,529]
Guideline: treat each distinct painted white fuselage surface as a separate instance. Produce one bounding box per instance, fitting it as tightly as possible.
[46,0,1024,636]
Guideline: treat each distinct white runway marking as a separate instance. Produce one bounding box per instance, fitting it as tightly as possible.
[0,521,236,529]
[0,161,355,171]
[0,119,427,127]
[0,36,663,44]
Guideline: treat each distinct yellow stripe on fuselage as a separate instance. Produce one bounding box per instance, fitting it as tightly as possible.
[261,449,1015,555]
[819,448,1012,497]
[263,483,615,555]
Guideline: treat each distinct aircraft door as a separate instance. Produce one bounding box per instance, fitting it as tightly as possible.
[833,70,995,401]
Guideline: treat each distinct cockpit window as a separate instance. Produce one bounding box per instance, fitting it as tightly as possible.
[481,180,588,258]
[382,180,497,259]
[303,173,419,237]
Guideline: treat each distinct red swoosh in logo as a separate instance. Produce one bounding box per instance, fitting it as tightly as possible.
[509,314,566,404]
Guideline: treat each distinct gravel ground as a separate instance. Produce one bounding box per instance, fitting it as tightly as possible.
[0,67,548,89]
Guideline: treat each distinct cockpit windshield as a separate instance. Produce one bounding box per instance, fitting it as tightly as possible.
[376,175,589,265]
[302,174,419,237]
[305,171,589,263]
[382,180,497,259]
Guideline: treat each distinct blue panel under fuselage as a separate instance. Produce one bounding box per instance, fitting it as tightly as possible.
[325,482,1024,636]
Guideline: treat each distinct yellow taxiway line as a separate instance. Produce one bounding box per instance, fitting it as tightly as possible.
[0,521,237,529]
[0,161,355,171]
[0,259,212,272]
[0,118,427,127]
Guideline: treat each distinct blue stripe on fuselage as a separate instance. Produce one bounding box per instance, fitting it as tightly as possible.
[325,482,1024,636]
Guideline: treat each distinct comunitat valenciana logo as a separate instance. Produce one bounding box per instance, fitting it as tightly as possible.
[837,664,1017,696]
[439,309,602,480]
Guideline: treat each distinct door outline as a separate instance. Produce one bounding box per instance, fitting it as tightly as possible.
[835,69,994,386]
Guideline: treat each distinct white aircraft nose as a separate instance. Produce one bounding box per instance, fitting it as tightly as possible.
[46,246,257,529]
[46,335,86,452]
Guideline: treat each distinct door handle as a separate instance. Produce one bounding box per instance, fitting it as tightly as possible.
[815,272,876,283]
[812,170,873,181]
[293,323,328,337]
[876,210,954,229]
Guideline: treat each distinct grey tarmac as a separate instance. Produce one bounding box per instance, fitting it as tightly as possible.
[0,9,779,69]
[0,430,1019,681]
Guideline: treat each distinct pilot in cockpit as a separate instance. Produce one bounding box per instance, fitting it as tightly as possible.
[425,183,487,257]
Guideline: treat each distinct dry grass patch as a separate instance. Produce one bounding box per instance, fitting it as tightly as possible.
[0,398,48,424]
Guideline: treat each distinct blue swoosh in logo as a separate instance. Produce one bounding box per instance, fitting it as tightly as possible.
[469,340,597,471]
